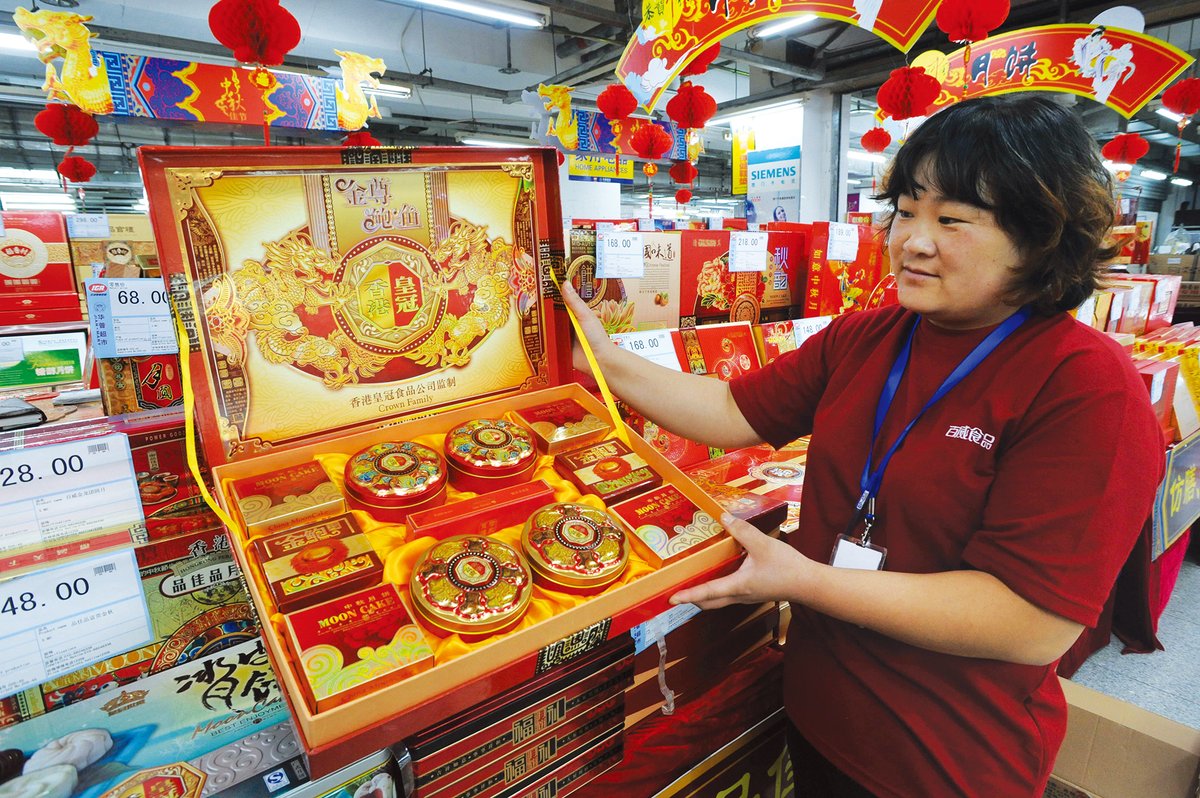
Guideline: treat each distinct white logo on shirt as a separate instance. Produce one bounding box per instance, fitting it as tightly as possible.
[945,425,995,450]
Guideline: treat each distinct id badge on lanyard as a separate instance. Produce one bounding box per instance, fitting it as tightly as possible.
[829,307,1031,571]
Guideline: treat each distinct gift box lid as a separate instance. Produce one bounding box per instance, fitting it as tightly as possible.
[139,146,569,468]
[521,503,628,590]
[443,418,537,477]
[343,441,447,508]
[409,535,533,636]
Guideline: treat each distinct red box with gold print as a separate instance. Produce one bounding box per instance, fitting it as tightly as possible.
[141,145,734,776]
[803,221,886,318]
[0,211,82,318]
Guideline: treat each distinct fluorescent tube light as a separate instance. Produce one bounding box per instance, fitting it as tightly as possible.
[755,14,816,38]
[459,136,528,147]
[403,0,545,28]
[0,32,34,53]
[709,99,802,127]
[1157,107,1184,123]
[847,150,887,163]
[1171,177,1193,186]
[365,84,412,99]
[1140,169,1168,181]
[1103,160,1133,172]
[0,192,77,211]
[0,168,60,183]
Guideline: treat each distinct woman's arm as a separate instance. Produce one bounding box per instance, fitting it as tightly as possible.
[672,515,1083,666]
[562,282,763,450]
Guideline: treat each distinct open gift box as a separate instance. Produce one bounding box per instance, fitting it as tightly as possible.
[140,145,739,777]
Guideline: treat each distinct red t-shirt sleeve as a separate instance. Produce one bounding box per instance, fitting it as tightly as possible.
[963,343,1165,627]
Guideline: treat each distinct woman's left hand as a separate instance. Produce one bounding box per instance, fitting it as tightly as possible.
[668,513,813,609]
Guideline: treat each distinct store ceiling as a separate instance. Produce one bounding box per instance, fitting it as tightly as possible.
[2,0,1200,212]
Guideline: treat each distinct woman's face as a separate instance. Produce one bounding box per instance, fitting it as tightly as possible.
[888,174,1024,330]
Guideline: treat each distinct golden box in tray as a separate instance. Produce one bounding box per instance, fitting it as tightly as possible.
[141,145,735,774]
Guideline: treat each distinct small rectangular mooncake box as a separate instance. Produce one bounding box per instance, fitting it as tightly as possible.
[230,460,345,537]
[250,513,383,613]
[608,484,725,567]
[508,398,612,455]
[283,584,435,713]
[406,479,557,540]
[553,439,662,504]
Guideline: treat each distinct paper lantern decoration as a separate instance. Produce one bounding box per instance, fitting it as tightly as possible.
[937,0,1009,88]
[1101,133,1149,183]
[209,0,302,66]
[860,126,891,153]
[630,122,673,161]
[666,81,717,131]
[57,155,96,183]
[676,188,692,204]
[342,130,381,146]
[679,43,720,77]
[1162,78,1200,172]
[669,160,698,185]
[597,84,638,123]
[35,104,98,147]
[642,162,658,177]
[876,66,941,121]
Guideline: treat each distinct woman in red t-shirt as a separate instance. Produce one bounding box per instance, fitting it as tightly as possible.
[562,94,1163,797]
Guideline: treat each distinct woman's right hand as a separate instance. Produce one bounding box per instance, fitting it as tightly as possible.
[560,281,611,373]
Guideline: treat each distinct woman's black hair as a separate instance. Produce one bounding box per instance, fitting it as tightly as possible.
[875,93,1117,314]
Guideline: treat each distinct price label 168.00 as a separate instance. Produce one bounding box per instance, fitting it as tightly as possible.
[610,329,682,371]
[596,231,645,279]
[0,548,152,697]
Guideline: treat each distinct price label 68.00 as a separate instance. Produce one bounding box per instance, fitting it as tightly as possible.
[85,277,179,358]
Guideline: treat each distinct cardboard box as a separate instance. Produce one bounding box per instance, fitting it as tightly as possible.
[1148,253,1197,281]
[1053,678,1200,797]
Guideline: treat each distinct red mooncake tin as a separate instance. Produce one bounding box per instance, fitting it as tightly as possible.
[409,535,533,637]
[344,441,448,522]
[442,419,537,493]
[521,502,629,592]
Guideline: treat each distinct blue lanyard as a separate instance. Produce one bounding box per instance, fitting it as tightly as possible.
[855,307,1032,519]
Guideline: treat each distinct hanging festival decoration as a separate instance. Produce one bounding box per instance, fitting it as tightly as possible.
[1101,132,1150,183]
[342,130,381,146]
[876,66,941,121]
[34,102,98,146]
[675,188,692,204]
[669,159,698,185]
[860,126,891,153]
[666,81,717,131]
[1162,78,1200,172]
[631,121,673,217]
[679,43,721,78]
[57,154,97,183]
[935,0,1010,85]
[596,82,638,171]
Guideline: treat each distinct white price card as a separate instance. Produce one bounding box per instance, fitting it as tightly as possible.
[66,212,111,239]
[85,278,179,358]
[610,329,682,371]
[729,231,769,272]
[595,222,616,233]
[828,222,861,262]
[793,315,833,347]
[596,231,645,279]
[629,602,701,654]
[0,433,145,564]
[0,548,152,696]
[637,217,655,232]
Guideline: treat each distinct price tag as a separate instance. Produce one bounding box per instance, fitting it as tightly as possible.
[596,231,645,279]
[729,231,769,272]
[85,278,178,358]
[0,215,5,237]
[66,212,111,239]
[0,338,23,365]
[0,548,152,696]
[793,315,833,347]
[610,329,681,371]
[828,222,861,262]
[595,222,616,233]
[629,602,701,654]
[637,218,655,232]
[0,433,145,563]
[748,222,760,232]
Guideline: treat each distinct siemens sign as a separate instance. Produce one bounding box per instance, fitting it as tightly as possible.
[749,165,797,180]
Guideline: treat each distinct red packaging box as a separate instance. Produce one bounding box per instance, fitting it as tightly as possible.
[671,322,762,380]
[1110,278,1156,336]
[1124,273,1182,334]
[1136,359,1178,436]
[251,513,383,614]
[98,354,184,415]
[230,461,346,538]
[405,478,557,541]
[508,397,612,455]
[553,439,662,504]
[804,221,885,318]
[284,584,435,713]
[609,484,726,568]
[0,212,80,306]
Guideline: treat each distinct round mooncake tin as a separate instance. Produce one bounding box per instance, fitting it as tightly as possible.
[344,441,447,522]
[521,502,629,591]
[443,418,538,492]
[409,535,533,636]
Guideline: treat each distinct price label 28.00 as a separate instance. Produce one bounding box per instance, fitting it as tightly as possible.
[85,277,179,358]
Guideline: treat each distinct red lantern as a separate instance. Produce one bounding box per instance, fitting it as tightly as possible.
[1162,78,1200,172]
[936,0,1010,44]
[642,162,658,177]
[208,0,302,66]
[1101,133,1149,165]
[669,160,698,185]
[679,43,720,78]
[860,126,891,154]
[57,155,97,183]
[876,66,941,121]
[630,121,673,161]
[666,81,717,131]
[597,84,638,123]
[35,104,98,147]
[675,188,692,204]
[342,130,381,146]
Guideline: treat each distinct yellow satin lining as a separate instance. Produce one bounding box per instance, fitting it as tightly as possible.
[300,433,656,664]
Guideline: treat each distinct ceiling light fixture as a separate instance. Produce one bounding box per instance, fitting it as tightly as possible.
[459,136,529,147]
[709,99,803,127]
[1171,177,1194,186]
[1102,160,1133,173]
[1157,107,1184,123]
[0,32,35,53]
[401,0,546,28]
[755,14,817,38]
[0,167,61,183]
[1140,168,1168,181]
[365,83,413,100]
[0,192,77,211]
